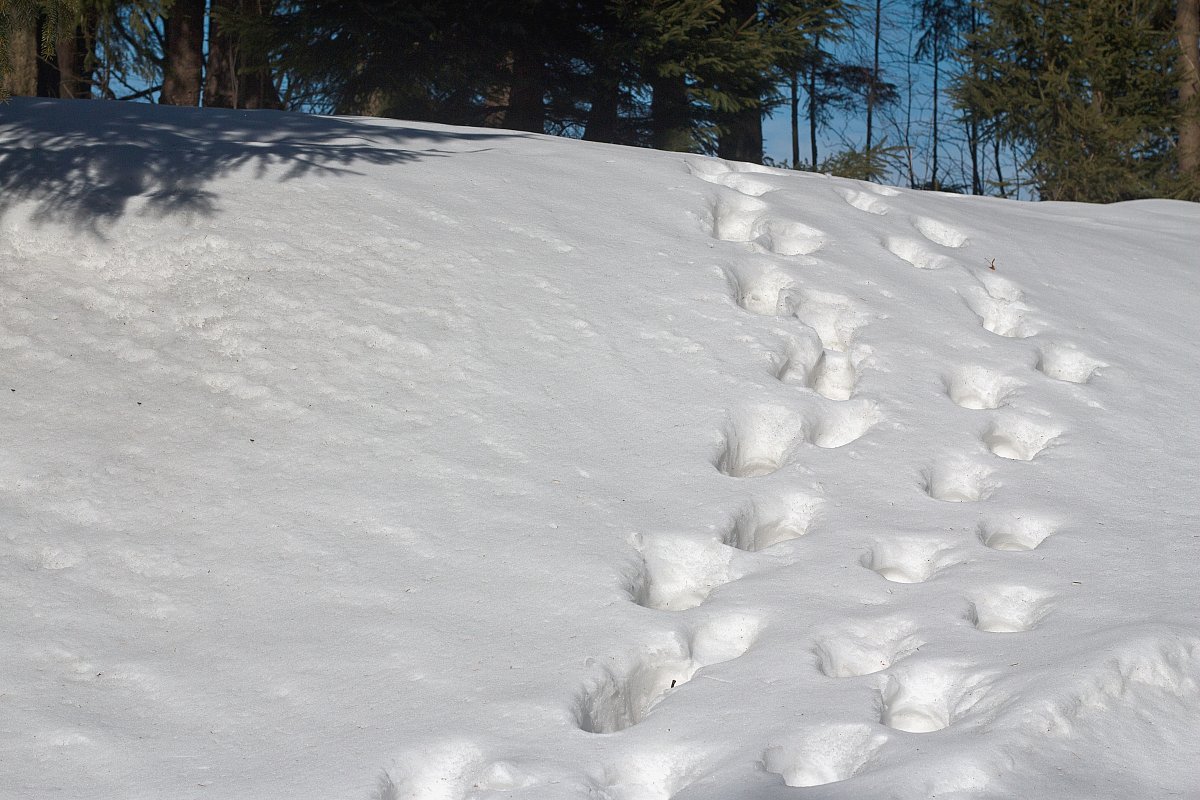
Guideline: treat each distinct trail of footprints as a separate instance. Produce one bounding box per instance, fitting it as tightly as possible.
[571,163,1109,793]
[569,160,889,777]
[431,163,1111,797]
[761,178,1107,788]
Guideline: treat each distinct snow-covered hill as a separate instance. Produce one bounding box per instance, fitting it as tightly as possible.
[2,98,1199,800]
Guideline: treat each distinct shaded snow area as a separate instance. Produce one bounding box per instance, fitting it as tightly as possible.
[2,99,1200,800]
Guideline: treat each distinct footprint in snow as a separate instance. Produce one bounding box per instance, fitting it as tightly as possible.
[806,399,881,449]
[813,616,924,677]
[574,615,760,733]
[709,192,769,243]
[945,365,1023,410]
[723,493,822,552]
[627,532,734,612]
[706,191,825,255]
[882,235,959,270]
[773,330,865,401]
[976,514,1058,551]
[790,287,866,353]
[724,261,797,317]
[754,218,825,256]
[629,495,822,611]
[687,160,777,197]
[806,349,860,401]
[958,284,1038,338]
[975,270,1026,302]
[714,405,806,478]
[1036,342,1106,384]
[834,186,889,215]
[912,216,969,248]
[860,536,963,584]
[879,661,992,733]
[763,724,887,787]
[983,415,1061,461]
[966,586,1053,633]
[922,459,997,502]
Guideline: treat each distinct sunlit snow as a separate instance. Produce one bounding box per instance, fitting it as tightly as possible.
[2,98,1199,800]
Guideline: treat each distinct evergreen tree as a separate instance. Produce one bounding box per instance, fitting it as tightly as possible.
[206,0,281,109]
[957,0,1183,202]
[1178,0,1200,184]
[1,0,92,99]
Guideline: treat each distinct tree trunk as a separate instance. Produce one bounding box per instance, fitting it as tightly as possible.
[238,60,282,109]
[55,23,92,99]
[482,52,512,126]
[205,0,238,107]
[790,73,800,168]
[205,0,282,109]
[718,104,763,163]
[35,14,59,97]
[504,47,545,133]
[162,0,205,105]
[582,66,621,143]
[967,116,981,194]
[1178,0,1200,180]
[809,38,820,168]
[651,72,691,152]
[993,137,1006,198]
[930,30,940,190]
[967,6,981,194]
[3,18,37,96]
[715,0,763,163]
[866,0,881,154]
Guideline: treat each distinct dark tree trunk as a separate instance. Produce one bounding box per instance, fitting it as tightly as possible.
[718,105,763,163]
[504,47,545,133]
[3,18,37,96]
[809,37,820,168]
[162,0,205,105]
[967,6,981,194]
[993,137,1006,198]
[930,30,940,189]
[238,62,282,109]
[651,72,691,151]
[866,0,881,154]
[582,68,620,143]
[205,0,282,109]
[205,0,238,108]
[55,23,92,99]
[967,117,981,194]
[1179,0,1200,180]
[715,0,762,163]
[35,15,60,97]
[790,72,800,168]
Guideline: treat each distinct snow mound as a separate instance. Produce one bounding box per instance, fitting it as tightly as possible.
[2,98,1199,800]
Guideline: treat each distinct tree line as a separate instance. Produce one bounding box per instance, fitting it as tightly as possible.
[2,0,1198,202]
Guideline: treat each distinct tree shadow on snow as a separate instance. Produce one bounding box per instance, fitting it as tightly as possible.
[0,98,521,232]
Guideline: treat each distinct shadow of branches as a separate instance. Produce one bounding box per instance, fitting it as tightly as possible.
[0,98,519,231]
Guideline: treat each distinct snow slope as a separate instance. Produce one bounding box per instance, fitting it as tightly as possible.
[1,98,1199,800]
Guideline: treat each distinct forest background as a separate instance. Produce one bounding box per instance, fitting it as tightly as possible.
[2,0,1198,203]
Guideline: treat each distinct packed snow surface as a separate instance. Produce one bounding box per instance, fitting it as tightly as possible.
[2,99,1199,800]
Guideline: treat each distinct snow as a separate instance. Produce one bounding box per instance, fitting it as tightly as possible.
[1,98,1199,800]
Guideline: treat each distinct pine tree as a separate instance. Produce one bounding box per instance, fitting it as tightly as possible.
[206,0,280,109]
[957,0,1182,202]
[0,0,91,99]
[1178,0,1200,185]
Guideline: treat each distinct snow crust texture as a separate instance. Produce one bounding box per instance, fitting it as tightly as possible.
[2,100,1199,800]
